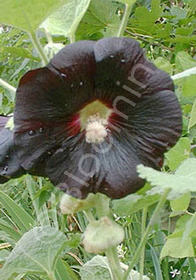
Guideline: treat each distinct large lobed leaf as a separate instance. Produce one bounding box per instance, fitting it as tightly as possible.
[138,158,196,199]
[0,0,66,32]
[76,0,122,39]
[112,193,160,217]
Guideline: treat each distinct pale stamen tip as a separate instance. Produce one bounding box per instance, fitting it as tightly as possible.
[85,114,108,144]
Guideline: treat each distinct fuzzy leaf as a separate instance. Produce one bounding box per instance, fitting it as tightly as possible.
[0,226,67,279]
[80,256,150,280]
[138,158,196,199]
[112,194,159,217]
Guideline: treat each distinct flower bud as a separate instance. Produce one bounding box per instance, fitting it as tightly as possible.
[83,216,124,254]
[60,193,95,214]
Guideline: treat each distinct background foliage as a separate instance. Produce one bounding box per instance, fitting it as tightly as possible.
[0,0,196,279]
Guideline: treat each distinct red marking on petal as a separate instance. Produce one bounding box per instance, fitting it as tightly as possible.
[67,114,81,136]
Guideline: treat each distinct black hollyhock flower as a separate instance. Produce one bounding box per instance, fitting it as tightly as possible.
[13,37,182,199]
[0,116,25,182]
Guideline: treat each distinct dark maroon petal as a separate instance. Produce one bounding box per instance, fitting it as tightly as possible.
[49,40,96,77]
[114,90,182,169]
[0,117,25,180]
[93,37,174,104]
[14,41,96,170]
[45,133,144,199]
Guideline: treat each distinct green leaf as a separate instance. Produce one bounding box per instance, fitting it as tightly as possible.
[0,47,40,61]
[42,0,91,38]
[76,0,121,39]
[0,250,10,264]
[165,137,191,171]
[80,256,150,280]
[0,0,66,32]
[55,258,79,280]
[130,0,162,35]
[175,51,196,72]
[118,0,136,5]
[0,226,67,279]
[38,190,51,209]
[161,214,196,258]
[80,256,112,280]
[175,52,196,97]
[137,158,196,199]
[112,194,159,217]
[154,57,173,75]
[189,99,196,130]
[0,190,35,233]
[0,218,21,241]
[170,6,187,21]
[170,192,191,212]
[182,75,196,97]
[149,245,163,280]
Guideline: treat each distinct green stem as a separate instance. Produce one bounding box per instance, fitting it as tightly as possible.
[117,1,136,37]
[95,194,110,218]
[44,28,53,44]
[47,272,56,280]
[139,207,148,280]
[172,66,196,80]
[69,33,76,44]
[0,78,16,95]
[162,257,170,280]
[106,246,124,280]
[123,189,170,280]
[28,31,49,65]
[50,193,58,229]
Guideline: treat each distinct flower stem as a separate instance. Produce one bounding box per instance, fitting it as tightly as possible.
[123,189,170,280]
[139,207,148,280]
[117,1,136,37]
[172,66,196,80]
[28,31,49,66]
[94,195,124,279]
[0,78,16,95]
[47,272,56,280]
[69,33,76,44]
[106,246,124,280]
